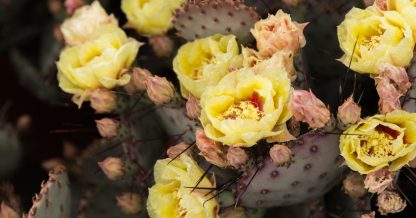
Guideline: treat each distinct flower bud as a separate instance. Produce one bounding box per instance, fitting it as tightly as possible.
[377,191,406,215]
[116,192,142,215]
[98,157,125,180]
[220,207,248,218]
[364,168,395,194]
[376,78,401,114]
[195,129,227,168]
[124,67,152,93]
[64,0,84,14]
[226,147,249,169]
[166,142,191,159]
[361,211,375,218]
[95,118,119,138]
[378,64,411,95]
[374,0,387,11]
[337,96,361,125]
[90,89,117,113]
[289,90,330,128]
[269,144,293,166]
[148,35,174,58]
[146,76,175,105]
[343,172,366,198]
[186,94,201,119]
[0,202,18,218]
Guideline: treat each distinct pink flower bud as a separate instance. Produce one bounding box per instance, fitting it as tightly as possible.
[269,144,293,166]
[95,118,119,138]
[186,94,201,119]
[343,172,366,198]
[337,96,361,125]
[364,168,395,194]
[146,76,175,105]
[289,90,330,128]
[124,67,152,93]
[374,0,387,10]
[116,192,142,215]
[166,142,191,159]
[361,211,375,218]
[148,35,174,58]
[378,64,411,95]
[0,202,18,218]
[195,129,227,168]
[90,89,117,113]
[376,78,401,114]
[226,147,249,169]
[377,191,406,215]
[220,207,248,218]
[64,0,84,14]
[98,157,125,180]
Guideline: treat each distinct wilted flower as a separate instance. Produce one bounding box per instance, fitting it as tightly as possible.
[95,118,120,138]
[116,192,142,215]
[361,211,375,218]
[340,110,416,174]
[289,90,330,128]
[377,191,406,215]
[337,96,361,125]
[377,64,411,95]
[148,35,174,58]
[121,0,187,35]
[337,7,414,74]
[269,144,293,166]
[90,89,117,113]
[64,0,84,14]
[251,10,307,57]
[147,154,219,218]
[60,1,118,46]
[364,168,395,194]
[173,34,241,98]
[186,94,201,119]
[195,129,227,168]
[166,142,191,159]
[343,172,367,198]
[0,202,18,218]
[146,76,175,105]
[226,147,249,169]
[220,207,247,218]
[124,67,153,93]
[98,157,125,180]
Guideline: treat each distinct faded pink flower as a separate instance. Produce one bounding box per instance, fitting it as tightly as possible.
[95,118,119,138]
[124,67,152,93]
[64,0,84,14]
[195,129,227,168]
[148,35,174,58]
[378,64,411,95]
[364,168,395,194]
[146,76,175,105]
[374,0,387,10]
[116,192,142,215]
[361,211,375,218]
[337,96,361,125]
[98,157,125,180]
[251,10,307,57]
[377,191,406,215]
[90,89,117,113]
[166,142,191,159]
[343,172,366,198]
[289,90,330,128]
[185,94,201,119]
[226,147,249,169]
[269,144,293,166]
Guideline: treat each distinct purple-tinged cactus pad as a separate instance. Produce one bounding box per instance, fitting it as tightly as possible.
[237,131,343,207]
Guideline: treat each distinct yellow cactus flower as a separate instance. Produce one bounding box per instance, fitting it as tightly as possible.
[337,7,415,74]
[387,0,416,38]
[340,110,416,174]
[57,24,142,106]
[121,0,186,35]
[147,155,218,218]
[173,34,242,99]
[200,67,292,147]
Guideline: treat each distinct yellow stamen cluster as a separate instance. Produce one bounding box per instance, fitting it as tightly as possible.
[359,130,394,157]
[221,101,264,121]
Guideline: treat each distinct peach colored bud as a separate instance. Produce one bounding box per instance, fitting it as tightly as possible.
[251,10,307,57]
[376,78,401,114]
[98,157,125,180]
[269,144,293,166]
[116,192,142,215]
[148,35,174,58]
[361,211,375,218]
[90,89,117,113]
[195,129,227,168]
[289,90,330,128]
[186,94,201,119]
[377,191,406,215]
[343,172,366,198]
[64,0,84,14]
[0,202,18,218]
[95,118,119,138]
[374,0,387,10]
[282,0,302,7]
[226,147,249,169]
[166,142,191,159]
[337,96,361,125]
[364,168,395,194]
[124,67,152,93]
[220,207,248,218]
[146,76,175,105]
[378,64,411,95]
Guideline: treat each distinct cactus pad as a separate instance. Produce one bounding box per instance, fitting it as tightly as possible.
[173,0,259,44]
[236,131,343,208]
